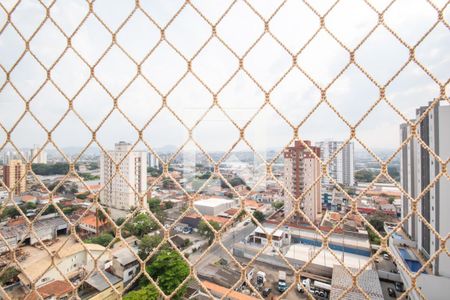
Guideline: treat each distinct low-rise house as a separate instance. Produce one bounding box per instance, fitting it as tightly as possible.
[18,242,111,288]
[79,214,107,235]
[24,280,74,300]
[248,226,291,248]
[110,247,139,284]
[80,271,123,300]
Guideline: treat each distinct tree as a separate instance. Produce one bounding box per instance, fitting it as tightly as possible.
[354,169,377,183]
[164,201,174,210]
[148,198,166,222]
[252,210,265,224]
[388,196,395,204]
[32,163,70,176]
[123,284,159,300]
[139,235,163,259]
[367,226,381,245]
[369,218,385,233]
[198,220,220,243]
[84,233,114,247]
[124,213,158,238]
[78,173,100,181]
[272,201,283,210]
[116,217,126,226]
[236,210,246,222]
[196,172,211,180]
[146,250,189,299]
[25,202,37,210]
[147,166,162,177]
[220,177,246,188]
[148,198,161,212]
[387,166,400,181]
[0,267,19,285]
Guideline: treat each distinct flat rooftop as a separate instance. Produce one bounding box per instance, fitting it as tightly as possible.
[285,244,372,270]
[0,217,67,239]
[330,265,383,300]
[194,198,234,207]
[254,226,285,238]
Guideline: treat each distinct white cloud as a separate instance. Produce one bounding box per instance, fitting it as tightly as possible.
[0,0,448,154]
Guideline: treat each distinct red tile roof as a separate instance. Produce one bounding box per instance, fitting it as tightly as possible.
[24,280,73,300]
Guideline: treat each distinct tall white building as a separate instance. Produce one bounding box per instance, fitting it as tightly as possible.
[30,145,47,164]
[316,141,354,186]
[283,140,321,224]
[147,152,160,169]
[100,141,147,219]
[395,100,450,300]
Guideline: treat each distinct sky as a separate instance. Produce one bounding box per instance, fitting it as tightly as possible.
[0,0,449,157]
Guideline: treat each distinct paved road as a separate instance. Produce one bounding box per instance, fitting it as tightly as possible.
[196,221,256,268]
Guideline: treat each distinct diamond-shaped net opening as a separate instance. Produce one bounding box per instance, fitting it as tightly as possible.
[0,0,449,299]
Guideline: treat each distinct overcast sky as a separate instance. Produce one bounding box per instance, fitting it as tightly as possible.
[0,0,448,156]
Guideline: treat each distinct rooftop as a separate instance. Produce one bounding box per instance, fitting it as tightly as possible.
[254,226,285,238]
[24,280,73,300]
[1,216,67,239]
[112,247,138,266]
[85,271,122,292]
[330,265,383,300]
[285,244,371,270]
[202,280,258,300]
[194,198,234,207]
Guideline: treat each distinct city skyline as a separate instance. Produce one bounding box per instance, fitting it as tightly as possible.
[0,1,448,300]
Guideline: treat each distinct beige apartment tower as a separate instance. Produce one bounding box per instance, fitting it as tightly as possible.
[3,160,27,195]
[284,140,321,224]
[100,142,147,219]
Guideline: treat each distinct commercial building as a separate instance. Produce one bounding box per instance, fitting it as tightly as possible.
[100,141,147,219]
[193,197,235,216]
[0,216,68,254]
[3,159,27,195]
[283,140,321,223]
[316,141,354,186]
[397,100,450,300]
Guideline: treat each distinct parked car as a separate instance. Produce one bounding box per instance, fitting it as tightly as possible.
[182,227,193,234]
[218,258,228,266]
[262,288,272,297]
[395,282,404,292]
[390,269,399,274]
[388,287,396,297]
[383,253,391,260]
[243,220,250,226]
[174,226,184,233]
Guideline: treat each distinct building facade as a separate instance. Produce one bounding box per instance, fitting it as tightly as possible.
[3,159,27,195]
[398,100,450,300]
[283,140,321,223]
[147,152,160,169]
[100,142,147,219]
[316,141,354,187]
[30,145,47,164]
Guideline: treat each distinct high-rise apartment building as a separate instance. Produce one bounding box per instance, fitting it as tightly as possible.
[396,100,450,299]
[316,141,354,186]
[283,140,321,223]
[100,142,147,219]
[31,145,47,164]
[147,152,160,169]
[3,160,27,195]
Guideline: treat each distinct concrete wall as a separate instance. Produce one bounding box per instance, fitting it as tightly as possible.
[233,243,333,278]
